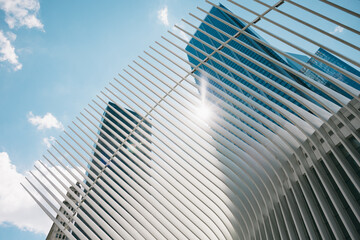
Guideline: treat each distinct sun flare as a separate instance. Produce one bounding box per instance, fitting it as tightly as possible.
[196,103,212,120]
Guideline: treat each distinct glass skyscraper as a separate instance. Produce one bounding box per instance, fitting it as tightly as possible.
[89,102,151,183]
[185,4,313,131]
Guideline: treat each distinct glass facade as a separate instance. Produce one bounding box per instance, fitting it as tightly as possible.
[185,4,313,134]
[299,47,360,101]
[90,102,151,179]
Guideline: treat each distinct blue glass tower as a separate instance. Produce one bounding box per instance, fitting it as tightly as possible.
[299,47,360,100]
[185,4,313,131]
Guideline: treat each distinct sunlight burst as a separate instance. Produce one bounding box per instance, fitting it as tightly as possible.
[196,103,212,120]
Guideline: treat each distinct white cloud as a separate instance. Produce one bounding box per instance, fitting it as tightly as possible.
[0,0,43,29]
[43,136,56,148]
[157,6,169,26]
[6,31,16,41]
[0,30,22,70]
[28,112,64,130]
[330,25,344,34]
[0,152,50,234]
[0,152,84,234]
[0,0,43,71]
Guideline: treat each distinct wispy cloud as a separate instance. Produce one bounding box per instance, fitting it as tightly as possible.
[0,0,43,71]
[0,152,84,234]
[330,25,344,35]
[43,136,56,148]
[172,25,190,42]
[157,6,169,26]
[28,112,64,130]
[0,30,22,70]
[0,0,43,30]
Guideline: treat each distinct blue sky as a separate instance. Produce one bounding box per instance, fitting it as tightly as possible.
[0,0,359,239]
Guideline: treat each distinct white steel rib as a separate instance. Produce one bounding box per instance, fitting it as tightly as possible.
[25,0,360,239]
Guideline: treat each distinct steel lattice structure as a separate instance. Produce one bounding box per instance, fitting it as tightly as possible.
[24,0,360,239]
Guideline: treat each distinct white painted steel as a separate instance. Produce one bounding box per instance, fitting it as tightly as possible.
[25,0,360,239]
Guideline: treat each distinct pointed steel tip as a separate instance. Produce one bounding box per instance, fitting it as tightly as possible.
[29,170,37,179]
[24,176,31,183]
[20,183,32,194]
[39,159,46,165]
